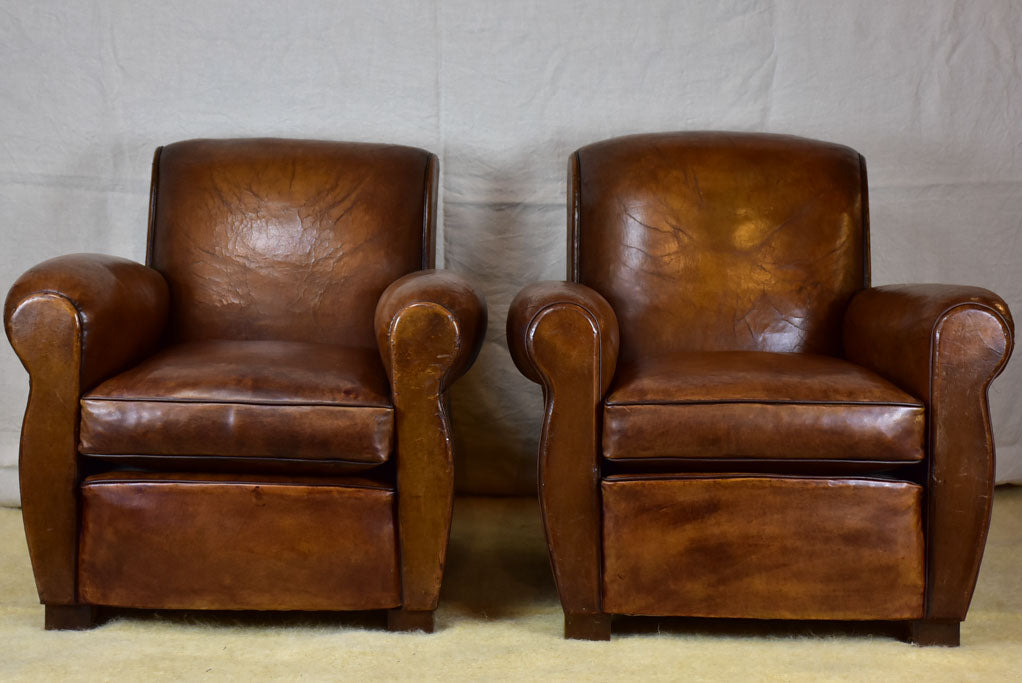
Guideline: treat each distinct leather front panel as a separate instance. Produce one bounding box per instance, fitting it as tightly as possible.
[576,132,864,361]
[79,474,400,611]
[603,351,924,462]
[602,475,925,619]
[80,341,393,464]
[151,138,429,348]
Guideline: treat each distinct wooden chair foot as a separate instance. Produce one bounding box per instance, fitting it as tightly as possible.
[564,612,611,640]
[387,609,435,633]
[44,604,97,631]
[904,619,960,646]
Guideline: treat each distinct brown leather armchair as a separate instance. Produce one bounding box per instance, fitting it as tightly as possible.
[507,132,1014,645]
[5,139,485,632]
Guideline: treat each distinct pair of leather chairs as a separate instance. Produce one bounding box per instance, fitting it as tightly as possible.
[5,134,1013,647]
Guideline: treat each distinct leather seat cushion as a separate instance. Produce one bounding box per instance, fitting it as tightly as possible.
[603,352,925,463]
[80,341,393,468]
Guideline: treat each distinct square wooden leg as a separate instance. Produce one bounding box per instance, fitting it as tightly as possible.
[387,609,435,633]
[564,612,611,640]
[904,619,960,647]
[44,604,97,631]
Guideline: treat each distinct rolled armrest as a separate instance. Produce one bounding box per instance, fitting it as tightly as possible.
[505,280,619,617]
[843,284,1013,400]
[5,253,170,389]
[844,283,1014,621]
[507,281,619,396]
[374,269,486,390]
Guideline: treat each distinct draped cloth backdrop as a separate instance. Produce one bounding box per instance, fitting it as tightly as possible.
[1,1,1020,503]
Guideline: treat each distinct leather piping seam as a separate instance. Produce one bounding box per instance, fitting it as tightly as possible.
[924,301,1014,616]
[604,399,923,408]
[602,456,922,466]
[80,453,389,466]
[80,396,393,409]
[421,154,436,269]
[82,478,392,490]
[145,145,163,267]
[569,151,582,282]
[859,152,870,288]
[603,473,920,485]
[386,300,463,393]
[525,300,604,613]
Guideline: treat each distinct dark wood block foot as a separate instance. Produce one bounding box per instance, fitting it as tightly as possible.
[387,609,435,633]
[564,612,611,640]
[44,604,97,631]
[904,619,960,647]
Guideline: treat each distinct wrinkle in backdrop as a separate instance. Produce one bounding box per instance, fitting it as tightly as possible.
[1,1,1020,503]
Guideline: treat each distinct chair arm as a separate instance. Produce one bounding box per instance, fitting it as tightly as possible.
[374,269,486,391]
[506,281,619,396]
[843,284,1013,401]
[5,253,169,390]
[505,281,619,619]
[373,269,485,613]
[3,253,168,606]
[844,283,1014,621]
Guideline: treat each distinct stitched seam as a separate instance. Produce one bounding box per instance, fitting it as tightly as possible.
[80,396,393,409]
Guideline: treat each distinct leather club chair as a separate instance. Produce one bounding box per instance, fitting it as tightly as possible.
[507,132,1014,645]
[5,138,485,632]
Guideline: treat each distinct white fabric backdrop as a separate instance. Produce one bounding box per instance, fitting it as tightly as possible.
[1,0,1020,503]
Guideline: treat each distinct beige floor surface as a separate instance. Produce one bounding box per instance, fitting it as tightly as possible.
[2,489,1021,681]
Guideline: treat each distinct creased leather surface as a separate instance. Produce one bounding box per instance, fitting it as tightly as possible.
[79,473,400,610]
[80,340,393,464]
[574,132,865,363]
[602,475,925,620]
[375,269,487,611]
[151,138,432,349]
[603,351,924,462]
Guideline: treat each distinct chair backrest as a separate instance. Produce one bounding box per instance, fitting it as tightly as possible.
[147,138,436,349]
[571,132,869,363]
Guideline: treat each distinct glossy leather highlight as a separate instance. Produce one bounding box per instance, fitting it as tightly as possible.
[603,351,925,462]
[508,132,1014,644]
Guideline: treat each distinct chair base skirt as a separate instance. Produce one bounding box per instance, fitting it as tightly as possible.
[77,472,401,612]
[601,474,926,620]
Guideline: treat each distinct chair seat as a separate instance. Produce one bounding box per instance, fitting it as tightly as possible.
[602,351,925,463]
[80,341,393,469]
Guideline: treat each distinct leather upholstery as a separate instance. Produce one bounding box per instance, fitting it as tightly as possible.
[79,472,400,610]
[4,138,485,630]
[150,138,434,348]
[80,341,393,467]
[602,475,924,619]
[573,132,867,363]
[508,132,1015,643]
[603,351,925,463]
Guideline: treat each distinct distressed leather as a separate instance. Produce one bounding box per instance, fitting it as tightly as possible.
[80,341,393,466]
[574,132,866,363]
[844,284,1014,620]
[150,138,433,348]
[79,472,400,610]
[5,139,484,628]
[602,475,925,620]
[508,132,1014,641]
[603,351,925,463]
[506,280,618,619]
[375,269,487,612]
